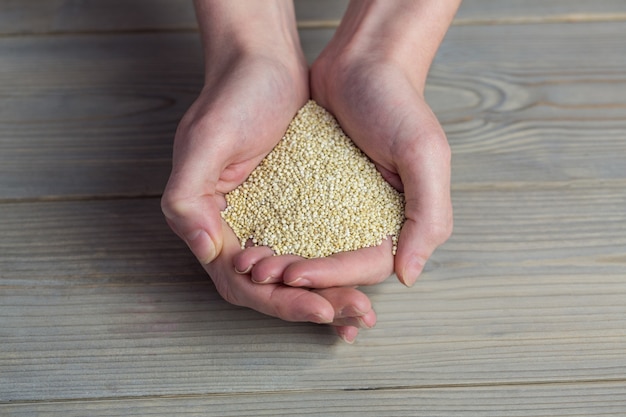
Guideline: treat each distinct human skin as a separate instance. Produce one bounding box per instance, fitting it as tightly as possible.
[161,0,377,341]
[163,0,459,343]
[238,1,458,293]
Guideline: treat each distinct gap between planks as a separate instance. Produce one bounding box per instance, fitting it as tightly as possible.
[297,13,626,28]
[2,13,626,38]
[299,13,626,29]
[3,377,626,406]
[0,178,624,205]
[0,193,162,205]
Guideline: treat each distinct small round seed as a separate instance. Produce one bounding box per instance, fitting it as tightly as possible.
[221,100,406,258]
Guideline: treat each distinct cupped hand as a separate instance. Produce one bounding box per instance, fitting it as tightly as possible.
[310,53,453,288]
[160,53,375,342]
[209,219,377,337]
[240,48,452,291]
[161,54,308,263]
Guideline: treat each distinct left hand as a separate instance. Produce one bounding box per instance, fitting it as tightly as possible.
[238,54,453,291]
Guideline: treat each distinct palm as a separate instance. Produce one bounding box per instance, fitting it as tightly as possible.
[240,57,452,290]
[312,61,438,187]
[311,58,453,285]
[162,54,378,338]
[175,57,308,197]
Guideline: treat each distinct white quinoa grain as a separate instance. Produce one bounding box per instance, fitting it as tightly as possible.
[221,100,405,258]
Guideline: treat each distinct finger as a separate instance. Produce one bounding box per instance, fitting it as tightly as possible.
[394,128,453,287]
[314,287,376,329]
[208,222,335,324]
[252,285,336,324]
[249,253,303,284]
[161,128,228,264]
[233,245,275,275]
[329,299,377,342]
[282,239,394,288]
[212,271,337,325]
[334,326,359,344]
[332,309,377,329]
[162,194,224,265]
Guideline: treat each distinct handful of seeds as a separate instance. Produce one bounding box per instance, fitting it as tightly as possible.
[221,100,405,258]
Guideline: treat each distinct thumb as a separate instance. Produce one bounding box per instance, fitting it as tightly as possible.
[394,138,453,287]
[162,193,224,264]
[161,150,227,264]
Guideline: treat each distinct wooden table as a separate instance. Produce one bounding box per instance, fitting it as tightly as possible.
[2,1,626,415]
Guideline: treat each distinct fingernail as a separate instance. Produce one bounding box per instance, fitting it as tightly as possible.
[307,313,333,324]
[337,329,357,344]
[400,256,425,287]
[234,265,253,275]
[251,275,272,284]
[337,306,367,318]
[185,229,216,264]
[357,317,375,329]
[341,317,374,329]
[286,277,312,287]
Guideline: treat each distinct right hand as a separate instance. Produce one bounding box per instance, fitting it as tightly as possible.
[161,53,308,265]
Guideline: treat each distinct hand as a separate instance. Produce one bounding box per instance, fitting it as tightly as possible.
[310,56,454,288]
[232,59,452,344]
[240,0,456,290]
[161,1,376,342]
[161,52,375,342]
[162,0,310,264]
[209,219,377,339]
[161,53,307,264]
[235,60,452,293]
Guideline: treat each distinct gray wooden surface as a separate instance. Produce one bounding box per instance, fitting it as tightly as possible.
[2,1,626,415]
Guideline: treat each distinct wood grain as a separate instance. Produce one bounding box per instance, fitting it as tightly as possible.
[3,382,626,416]
[0,33,201,199]
[1,0,626,35]
[0,0,349,35]
[2,1,626,414]
[2,23,626,199]
[1,189,625,401]
[456,0,626,25]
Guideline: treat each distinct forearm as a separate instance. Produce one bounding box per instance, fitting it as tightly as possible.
[330,0,461,90]
[193,0,303,71]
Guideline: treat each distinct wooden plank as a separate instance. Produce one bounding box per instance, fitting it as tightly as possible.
[3,381,626,416]
[428,21,626,187]
[0,0,197,35]
[0,0,348,35]
[0,33,202,200]
[295,0,348,28]
[1,1,624,414]
[456,0,626,24]
[300,0,626,28]
[1,0,626,35]
[303,22,626,187]
[1,189,625,401]
[3,22,626,199]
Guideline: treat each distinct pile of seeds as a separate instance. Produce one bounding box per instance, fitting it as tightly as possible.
[221,100,405,258]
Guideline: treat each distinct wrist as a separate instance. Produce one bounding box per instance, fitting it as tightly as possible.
[320,0,461,89]
[194,0,305,80]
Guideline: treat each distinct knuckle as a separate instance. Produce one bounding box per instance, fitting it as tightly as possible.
[424,216,453,245]
[160,184,192,221]
[159,191,180,220]
[424,132,451,164]
[424,127,451,156]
